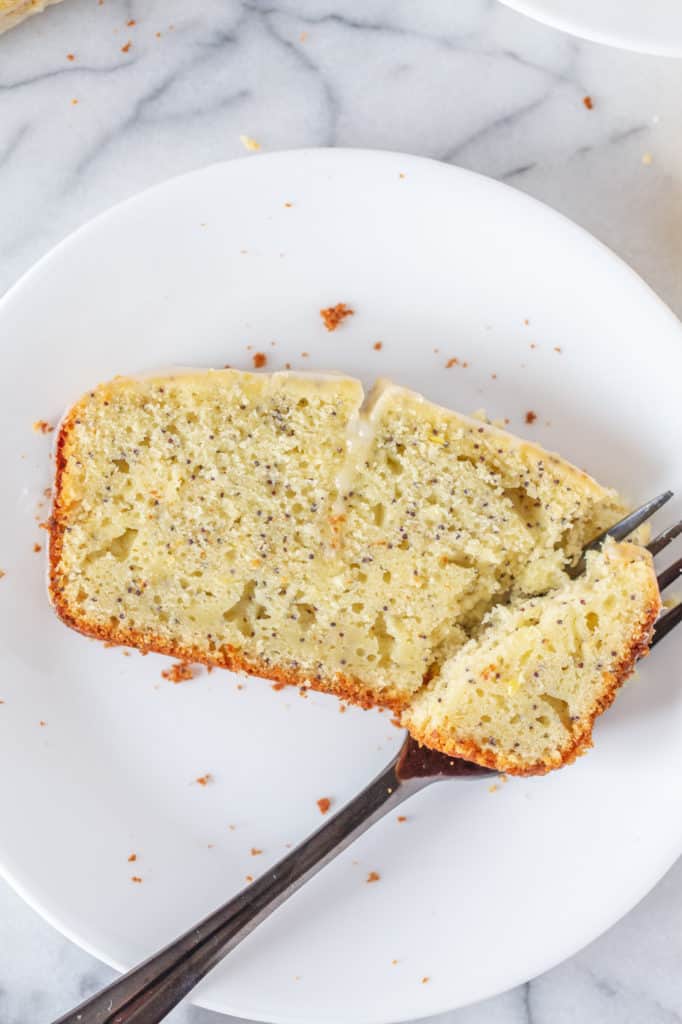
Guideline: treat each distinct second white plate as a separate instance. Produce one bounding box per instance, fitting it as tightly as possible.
[500,0,682,56]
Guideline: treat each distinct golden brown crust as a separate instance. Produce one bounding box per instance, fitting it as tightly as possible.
[405,597,660,776]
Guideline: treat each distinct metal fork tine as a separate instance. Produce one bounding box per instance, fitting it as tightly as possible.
[570,490,674,578]
[648,518,682,556]
[651,602,682,648]
[657,556,682,593]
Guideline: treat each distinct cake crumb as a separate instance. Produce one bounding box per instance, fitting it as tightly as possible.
[553,346,562,354]
[523,318,530,326]
[338,704,347,714]
[131,876,143,883]
[0,571,5,580]
[525,410,537,424]
[67,53,75,61]
[250,847,263,856]
[161,661,195,683]
[271,680,287,691]
[245,874,254,882]
[284,202,293,208]
[583,95,593,110]
[121,40,132,53]
[421,976,430,985]
[252,352,267,369]
[373,341,383,351]
[299,31,308,42]
[240,134,261,152]
[71,98,78,105]
[300,351,309,358]
[196,774,212,786]
[128,853,137,862]
[445,357,459,368]
[317,797,331,814]
[33,420,54,434]
[39,720,47,727]
[366,871,380,883]
[33,543,42,553]
[488,783,499,793]
[320,303,354,332]
[642,152,653,166]
[397,815,407,823]
[399,172,406,179]
[127,18,136,25]
[391,959,398,965]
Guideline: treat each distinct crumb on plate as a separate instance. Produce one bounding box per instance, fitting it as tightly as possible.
[583,95,593,110]
[251,847,263,856]
[33,420,54,434]
[373,341,383,351]
[33,543,42,553]
[320,303,354,332]
[252,352,267,369]
[121,40,132,52]
[161,661,195,683]
[196,773,212,786]
[525,410,537,424]
[240,134,261,152]
[131,875,142,883]
[445,357,459,368]
[367,870,380,883]
[128,853,137,862]
[317,797,331,815]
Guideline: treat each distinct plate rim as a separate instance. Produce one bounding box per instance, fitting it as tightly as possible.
[498,0,682,57]
[1,147,681,1023]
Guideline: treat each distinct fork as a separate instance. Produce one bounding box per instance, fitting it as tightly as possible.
[52,492,682,1024]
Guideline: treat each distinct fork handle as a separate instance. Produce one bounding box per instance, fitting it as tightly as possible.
[52,752,428,1024]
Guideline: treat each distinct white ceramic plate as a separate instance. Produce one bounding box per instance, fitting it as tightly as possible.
[499,0,682,56]
[0,149,681,1024]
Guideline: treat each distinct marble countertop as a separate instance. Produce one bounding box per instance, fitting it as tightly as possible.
[2,2,682,1022]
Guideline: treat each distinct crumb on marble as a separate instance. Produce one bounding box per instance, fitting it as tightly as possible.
[240,134,261,152]
[320,303,354,332]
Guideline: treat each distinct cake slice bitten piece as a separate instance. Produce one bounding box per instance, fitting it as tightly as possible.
[403,539,661,776]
